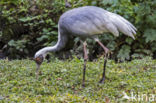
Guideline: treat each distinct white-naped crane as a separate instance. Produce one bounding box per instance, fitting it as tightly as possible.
[34,6,137,87]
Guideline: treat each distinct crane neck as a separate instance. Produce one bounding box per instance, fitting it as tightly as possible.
[35,27,68,58]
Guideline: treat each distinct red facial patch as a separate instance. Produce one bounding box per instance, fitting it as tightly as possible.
[34,57,43,65]
[36,57,41,62]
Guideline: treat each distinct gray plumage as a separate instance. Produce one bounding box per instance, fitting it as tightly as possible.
[35,6,137,58]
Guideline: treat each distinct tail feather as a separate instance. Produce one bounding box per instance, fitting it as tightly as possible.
[106,12,137,39]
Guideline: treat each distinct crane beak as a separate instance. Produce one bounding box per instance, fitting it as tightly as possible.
[36,63,40,79]
[33,56,43,79]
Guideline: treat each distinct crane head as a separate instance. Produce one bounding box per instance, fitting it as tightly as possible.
[34,55,44,65]
[33,55,44,79]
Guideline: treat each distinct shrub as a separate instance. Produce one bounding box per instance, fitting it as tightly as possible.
[0,0,155,60]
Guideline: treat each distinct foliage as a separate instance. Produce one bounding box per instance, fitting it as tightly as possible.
[0,0,156,60]
[0,0,64,58]
[0,57,155,102]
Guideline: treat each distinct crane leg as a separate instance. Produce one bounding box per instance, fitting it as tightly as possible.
[99,56,107,83]
[95,39,110,83]
[82,41,88,87]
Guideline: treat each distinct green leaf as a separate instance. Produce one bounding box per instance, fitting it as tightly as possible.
[125,38,133,45]
[19,17,32,22]
[117,45,131,61]
[144,29,156,43]
[8,40,15,46]
[37,35,49,41]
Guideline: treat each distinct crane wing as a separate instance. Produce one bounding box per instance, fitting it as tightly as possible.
[60,6,137,39]
[104,11,137,39]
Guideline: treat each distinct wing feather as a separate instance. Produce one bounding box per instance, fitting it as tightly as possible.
[104,12,137,39]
